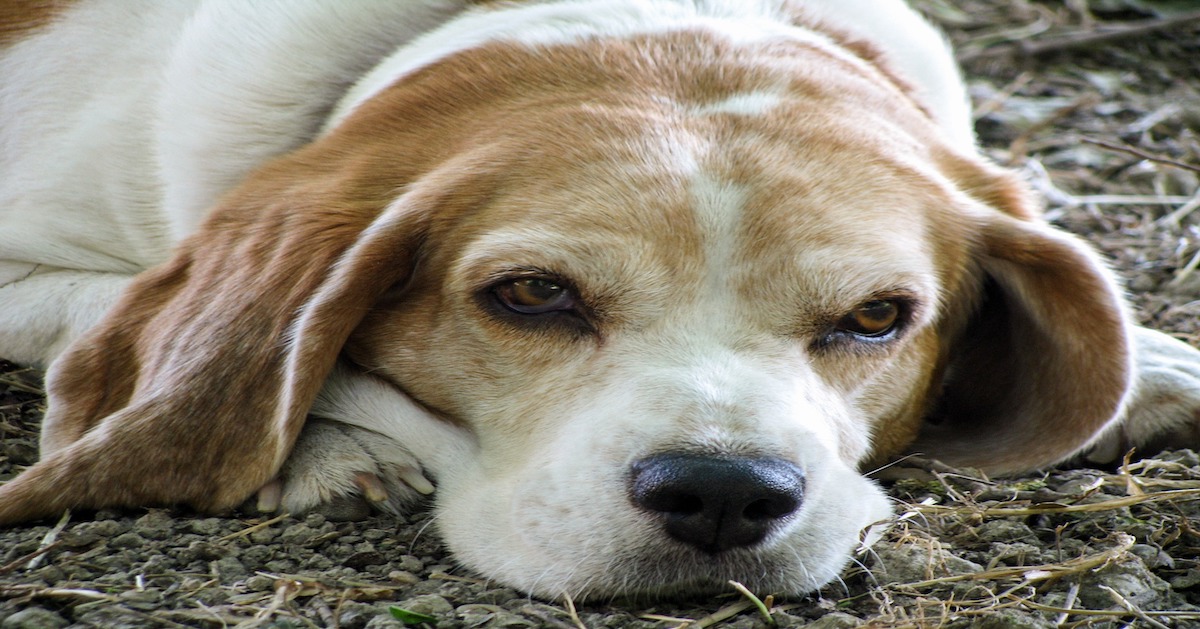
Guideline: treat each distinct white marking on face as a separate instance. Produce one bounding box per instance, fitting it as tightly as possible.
[688,90,784,117]
[690,174,746,293]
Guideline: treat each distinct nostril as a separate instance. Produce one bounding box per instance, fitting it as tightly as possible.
[744,495,799,520]
[630,453,806,553]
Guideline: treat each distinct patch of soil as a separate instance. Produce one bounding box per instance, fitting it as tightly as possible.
[4,1,1200,627]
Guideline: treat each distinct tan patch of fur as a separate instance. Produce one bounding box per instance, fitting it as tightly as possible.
[0,0,72,49]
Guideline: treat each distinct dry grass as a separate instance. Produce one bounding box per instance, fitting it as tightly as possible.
[847,453,1200,628]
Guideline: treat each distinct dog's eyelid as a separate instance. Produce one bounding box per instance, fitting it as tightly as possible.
[493,277,576,314]
[473,269,602,336]
[476,266,568,290]
[838,300,899,336]
[810,293,920,351]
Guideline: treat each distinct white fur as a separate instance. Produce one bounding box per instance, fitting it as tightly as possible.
[688,90,787,116]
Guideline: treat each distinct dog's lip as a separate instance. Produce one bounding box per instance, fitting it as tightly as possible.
[554,543,811,599]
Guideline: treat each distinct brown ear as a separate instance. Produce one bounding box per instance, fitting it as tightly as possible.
[913,162,1133,475]
[0,160,454,523]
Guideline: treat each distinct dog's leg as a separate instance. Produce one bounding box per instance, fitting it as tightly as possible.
[256,362,474,520]
[0,264,132,368]
[262,419,434,520]
[1087,325,1200,463]
[0,264,134,462]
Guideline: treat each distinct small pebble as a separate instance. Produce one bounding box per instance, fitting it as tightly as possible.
[108,532,146,549]
[245,575,276,591]
[249,526,281,544]
[1,607,69,629]
[871,543,982,584]
[187,517,225,536]
[396,555,424,573]
[396,594,454,617]
[118,589,163,610]
[132,510,175,540]
[280,523,317,544]
[388,570,420,585]
[211,556,249,581]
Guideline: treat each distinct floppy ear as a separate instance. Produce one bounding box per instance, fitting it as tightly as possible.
[913,160,1134,475]
[0,162,454,523]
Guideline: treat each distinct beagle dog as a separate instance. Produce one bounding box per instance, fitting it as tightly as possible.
[2,0,1199,600]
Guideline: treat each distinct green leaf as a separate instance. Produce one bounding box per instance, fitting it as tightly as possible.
[389,606,438,626]
[728,581,777,626]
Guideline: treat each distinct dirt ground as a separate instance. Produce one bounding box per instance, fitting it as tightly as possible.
[3,0,1200,627]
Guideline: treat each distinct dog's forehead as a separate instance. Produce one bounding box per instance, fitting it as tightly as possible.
[446,102,954,319]
[354,29,971,321]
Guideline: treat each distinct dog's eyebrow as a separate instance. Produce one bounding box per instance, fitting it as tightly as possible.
[764,247,941,304]
[454,224,688,286]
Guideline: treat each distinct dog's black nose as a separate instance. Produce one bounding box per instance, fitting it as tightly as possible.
[630,453,805,553]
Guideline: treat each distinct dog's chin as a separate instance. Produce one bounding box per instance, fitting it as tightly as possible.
[549,545,856,602]
[444,523,878,602]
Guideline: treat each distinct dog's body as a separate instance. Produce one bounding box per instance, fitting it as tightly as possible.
[2,0,1200,599]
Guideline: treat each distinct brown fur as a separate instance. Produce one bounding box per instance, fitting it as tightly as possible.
[0,0,71,48]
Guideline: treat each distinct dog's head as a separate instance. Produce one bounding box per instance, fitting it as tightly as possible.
[0,28,1130,597]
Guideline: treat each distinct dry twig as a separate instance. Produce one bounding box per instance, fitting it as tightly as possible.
[961,10,1200,62]
[1083,137,1200,175]
[893,533,1135,590]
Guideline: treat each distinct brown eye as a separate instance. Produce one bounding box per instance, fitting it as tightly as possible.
[837,300,899,338]
[494,278,575,314]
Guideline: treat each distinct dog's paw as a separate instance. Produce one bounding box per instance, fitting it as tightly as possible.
[1086,326,1200,463]
[254,418,435,521]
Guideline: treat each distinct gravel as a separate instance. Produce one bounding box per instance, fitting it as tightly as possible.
[4,0,1200,627]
